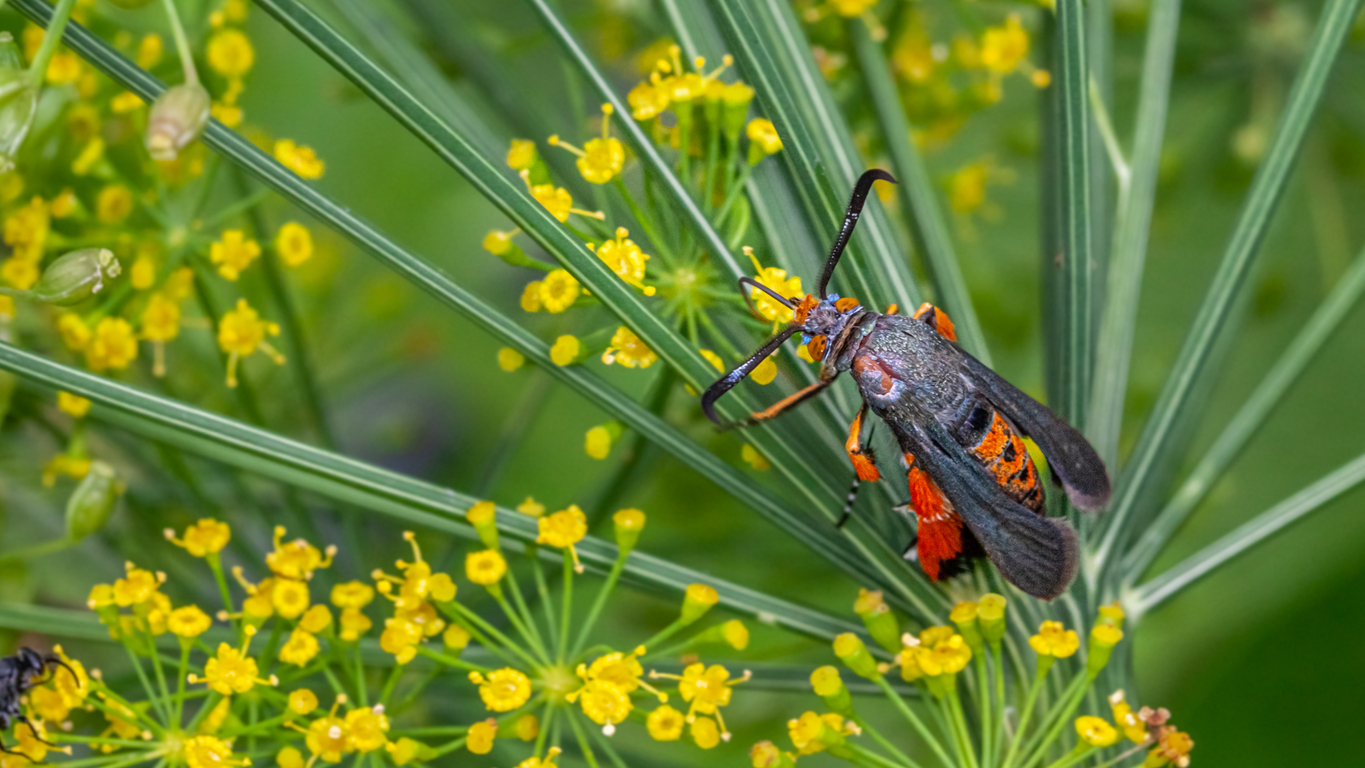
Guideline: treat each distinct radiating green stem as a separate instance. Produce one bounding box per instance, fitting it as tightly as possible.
[558,550,574,663]
[160,0,199,85]
[571,552,628,657]
[873,677,955,768]
[1000,662,1050,768]
[26,0,77,88]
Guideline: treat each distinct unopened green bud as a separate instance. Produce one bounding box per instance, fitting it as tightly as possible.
[853,589,901,653]
[810,665,853,716]
[978,593,1007,647]
[585,422,623,460]
[465,500,499,549]
[680,583,718,624]
[66,460,122,540]
[0,57,38,173]
[31,248,121,306]
[146,83,210,161]
[611,508,645,553]
[950,600,985,654]
[833,632,881,681]
[721,81,755,144]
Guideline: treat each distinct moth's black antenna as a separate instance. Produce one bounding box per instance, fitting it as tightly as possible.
[701,326,800,425]
[816,169,897,297]
[737,277,794,320]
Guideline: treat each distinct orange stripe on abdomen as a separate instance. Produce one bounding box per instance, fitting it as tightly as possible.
[970,412,1044,513]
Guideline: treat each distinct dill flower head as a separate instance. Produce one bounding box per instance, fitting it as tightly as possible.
[601,325,657,368]
[980,14,1030,74]
[218,299,285,387]
[304,708,353,763]
[1030,620,1080,658]
[266,527,334,580]
[379,617,424,664]
[538,269,580,313]
[210,230,261,281]
[331,581,375,609]
[538,505,587,549]
[113,562,162,606]
[207,29,254,77]
[275,222,314,266]
[591,227,654,295]
[647,704,684,741]
[344,706,390,752]
[280,629,320,666]
[467,719,497,754]
[465,549,507,586]
[470,668,532,712]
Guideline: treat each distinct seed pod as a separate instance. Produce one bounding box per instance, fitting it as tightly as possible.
[0,53,37,173]
[145,83,211,161]
[66,460,122,541]
[31,248,122,306]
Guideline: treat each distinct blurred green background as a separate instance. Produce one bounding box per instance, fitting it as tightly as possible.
[5,0,1365,765]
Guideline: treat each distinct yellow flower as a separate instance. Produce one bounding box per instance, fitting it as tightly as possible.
[1149,726,1194,767]
[58,313,91,350]
[915,631,972,676]
[549,104,625,184]
[218,299,285,387]
[193,626,274,695]
[568,679,632,730]
[1075,716,1120,748]
[165,519,231,557]
[538,505,587,549]
[530,182,574,222]
[788,711,846,755]
[691,716,721,749]
[1,257,38,290]
[1109,690,1149,743]
[470,668,532,712]
[212,102,243,127]
[113,562,162,606]
[96,185,134,223]
[304,707,352,763]
[339,608,372,642]
[137,34,163,69]
[5,196,50,262]
[517,497,547,517]
[741,444,770,470]
[130,254,156,289]
[207,29,254,77]
[591,227,654,295]
[647,704,684,741]
[57,391,91,418]
[514,747,562,768]
[210,230,261,280]
[467,719,497,754]
[1092,623,1124,647]
[746,248,801,323]
[332,581,375,609]
[498,346,526,371]
[1029,621,1080,658]
[184,735,249,768]
[86,317,139,372]
[507,139,536,171]
[299,604,332,634]
[274,139,326,179]
[141,292,182,376]
[675,662,743,722]
[550,334,581,366]
[380,617,424,664]
[751,356,777,385]
[520,281,543,312]
[724,619,750,650]
[345,706,390,752]
[275,222,314,266]
[980,15,1030,74]
[168,605,212,638]
[289,689,319,716]
[42,453,90,487]
[538,269,580,313]
[601,326,657,368]
[465,549,507,586]
[746,118,783,158]
[44,51,82,84]
[948,161,990,213]
[830,0,877,16]
[278,628,320,667]
[1099,600,1126,624]
[271,578,311,619]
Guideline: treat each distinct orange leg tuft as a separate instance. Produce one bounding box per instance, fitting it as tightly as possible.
[904,456,963,581]
[845,407,881,482]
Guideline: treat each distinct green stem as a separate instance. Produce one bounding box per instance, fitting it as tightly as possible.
[1018,674,1092,768]
[948,688,981,768]
[557,549,574,662]
[26,0,78,88]
[160,0,199,85]
[530,551,560,658]
[1000,663,1051,768]
[565,708,602,768]
[571,551,628,657]
[872,677,955,768]
[452,600,541,669]
[0,537,74,563]
[174,643,190,727]
[1041,746,1095,768]
[854,715,925,768]
[501,572,551,663]
[975,655,992,768]
[412,645,492,675]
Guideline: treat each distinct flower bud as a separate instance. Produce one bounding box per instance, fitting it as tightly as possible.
[721,81,755,144]
[585,421,623,460]
[746,118,783,165]
[950,600,985,654]
[466,500,499,549]
[66,460,121,540]
[853,589,901,653]
[977,592,1007,646]
[680,583,718,624]
[443,625,470,655]
[0,46,37,173]
[146,83,210,161]
[612,508,645,553]
[31,249,121,306]
[833,632,881,681]
[810,665,853,716]
[1086,623,1124,678]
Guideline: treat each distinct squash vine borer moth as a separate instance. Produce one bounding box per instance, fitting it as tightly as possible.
[703,170,1111,600]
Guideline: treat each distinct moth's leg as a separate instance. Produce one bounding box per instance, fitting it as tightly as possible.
[912,302,958,341]
[844,403,881,482]
[736,379,832,427]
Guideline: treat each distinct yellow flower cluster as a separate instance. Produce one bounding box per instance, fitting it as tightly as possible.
[373,531,457,664]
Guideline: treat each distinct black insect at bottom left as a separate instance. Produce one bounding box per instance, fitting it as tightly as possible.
[0,648,78,761]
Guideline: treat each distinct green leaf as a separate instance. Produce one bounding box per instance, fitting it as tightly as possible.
[0,343,867,643]
[1087,0,1183,471]
[1093,0,1364,574]
[847,20,990,365]
[713,0,922,312]
[1131,450,1365,615]
[1121,242,1365,582]
[1052,0,1096,433]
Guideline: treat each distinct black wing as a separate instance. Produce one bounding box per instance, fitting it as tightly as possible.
[957,354,1111,512]
[894,421,1079,600]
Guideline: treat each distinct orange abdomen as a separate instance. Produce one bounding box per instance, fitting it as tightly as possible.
[969,412,1045,513]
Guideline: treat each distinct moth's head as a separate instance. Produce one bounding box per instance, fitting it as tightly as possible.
[795,293,861,362]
